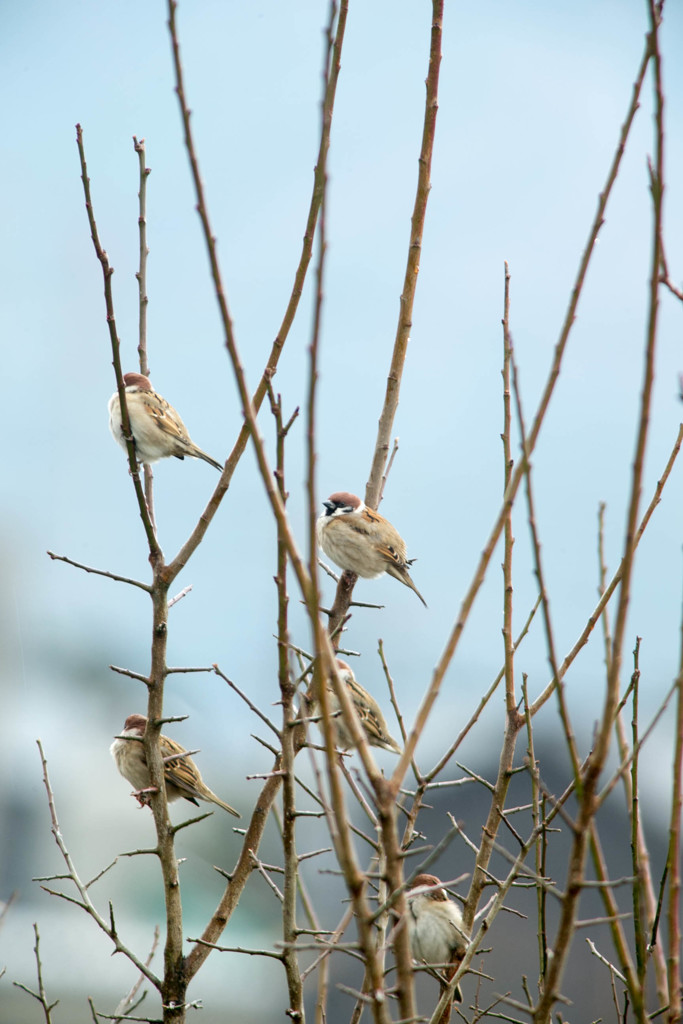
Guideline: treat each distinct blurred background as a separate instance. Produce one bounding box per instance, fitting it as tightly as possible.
[1,0,682,1019]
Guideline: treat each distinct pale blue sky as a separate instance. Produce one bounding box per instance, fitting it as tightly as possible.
[2,1,682,1017]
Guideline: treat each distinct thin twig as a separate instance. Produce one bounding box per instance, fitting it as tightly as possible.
[76,124,160,561]
[530,421,683,717]
[533,13,662,1018]
[47,552,151,592]
[391,21,654,809]
[269,377,305,1020]
[586,938,627,985]
[501,261,517,724]
[110,926,160,1024]
[167,586,192,609]
[164,0,349,585]
[213,664,281,738]
[12,923,59,1022]
[512,347,581,788]
[666,550,683,1015]
[378,438,400,506]
[132,135,156,533]
[35,741,160,988]
[328,0,444,641]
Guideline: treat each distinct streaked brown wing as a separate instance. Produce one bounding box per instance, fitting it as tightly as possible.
[375,542,408,570]
[340,509,390,547]
[356,702,383,742]
[343,517,375,538]
[142,393,189,444]
[361,507,382,525]
[357,510,409,564]
[163,750,202,800]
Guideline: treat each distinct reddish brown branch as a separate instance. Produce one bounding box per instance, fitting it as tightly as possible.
[164,0,348,586]
[75,125,161,564]
[328,0,445,636]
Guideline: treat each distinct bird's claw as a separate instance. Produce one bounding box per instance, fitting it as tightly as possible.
[131,786,159,807]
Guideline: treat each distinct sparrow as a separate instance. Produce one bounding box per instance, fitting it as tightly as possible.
[309,659,402,754]
[110,714,240,816]
[316,492,427,606]
[405,873,468,1011]
[108,372,223,470]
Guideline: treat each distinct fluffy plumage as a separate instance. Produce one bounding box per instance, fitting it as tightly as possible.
[309,659,402,754]
[110,713,240,816]
[108,372,223,470]
[406,873,468,1011]
[316,492,426,606]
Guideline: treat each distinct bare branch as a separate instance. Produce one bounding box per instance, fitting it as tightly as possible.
[47,551,151,592]
[167,586,192,610]
[12,923,59,1023]
[213,664,281,738]
[164,0,349,584]
[586,938,627,985]
[531,420,683,717]
[110,926,160,1024]
[35,741,160,987]
[76,124,161,560]
[392,17,655,803]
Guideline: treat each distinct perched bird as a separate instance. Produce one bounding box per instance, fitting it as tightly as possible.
[108,372,223,470]
[309,659,402,754]
[110,714,240,816]
[405,873,468,1012]
[316,492,426,606]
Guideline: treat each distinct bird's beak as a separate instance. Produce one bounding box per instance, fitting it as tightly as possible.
[323,501,336,513]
